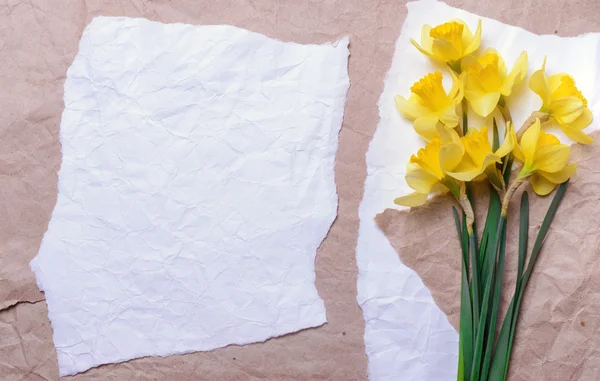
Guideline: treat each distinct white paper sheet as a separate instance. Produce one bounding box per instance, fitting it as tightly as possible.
[356,1,600,379]
[30,16,349,376]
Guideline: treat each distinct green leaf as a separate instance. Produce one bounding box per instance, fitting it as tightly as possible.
[481,187,501,286]
[453,207,473,381]
[492,117,500,152]
[470,216,506,381]
[469,232,481,337]
[489,183,568,380]
[480,206,508,379]
[488,191,529,380]
[526,182,568,279]
[503,155,514,184]
[517,192,529,282]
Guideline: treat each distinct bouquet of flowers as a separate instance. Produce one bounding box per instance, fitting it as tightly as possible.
[392,19,593,380]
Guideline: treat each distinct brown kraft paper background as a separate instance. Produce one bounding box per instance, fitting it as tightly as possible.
[1,0,599,380]
[376,140,600,381]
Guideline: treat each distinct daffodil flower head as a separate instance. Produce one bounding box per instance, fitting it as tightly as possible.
[463,49,528,117]
[446,124,515,190]
[411,19,482,66]
[512,118,577,196]
[530,58,594,144]
[395,71,465,142]
[395,128,465,207]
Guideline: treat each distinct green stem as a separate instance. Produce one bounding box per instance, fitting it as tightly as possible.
[448,60,462,74]
[480,212,508,379]
[453,207,473,381]
[470,215,507,380]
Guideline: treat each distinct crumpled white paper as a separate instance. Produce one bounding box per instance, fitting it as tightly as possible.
[356,1,600,380]
[30,16,349,376]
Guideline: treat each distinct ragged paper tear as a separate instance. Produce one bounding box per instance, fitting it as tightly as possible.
[30,16,349,376]
[357,0,600,380]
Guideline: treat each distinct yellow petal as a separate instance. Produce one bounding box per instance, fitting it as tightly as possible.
[440,141,465,172]
[568,107,593,130]
[410,38,436,60]
[436,125,465,163]
[435,123,459,144]
[510,123,525,162]
[405,163,440,194]
[463,19,482,56]
[531,174,557,196]
[533,144,570,173]
[431,38,461,62]
[551,97,585,124]
[439,106,460,127]
[446,166,482,182]
[414,116,441,142]
[430,182,449,195]
[448,71,465,101]
[395,95,430,120]
[420,24,434,52]
[520,118,541,164]
[547,73,567,93]
[466,91,501,117]
[495,123,516,158]
[529,58,550,108]
[461,55,478,73]
[500,51,528,96]
[462,126,492,166]
[560,123,594,144]
[538,163,577,184]
[447,153,500,181]
[394,192,429,207]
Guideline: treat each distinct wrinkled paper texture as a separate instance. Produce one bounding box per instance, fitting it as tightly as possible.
[29,16,349,376]
[357,0,600,380]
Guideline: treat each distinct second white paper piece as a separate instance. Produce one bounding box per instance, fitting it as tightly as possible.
[357,1,600,380]
[31,17,349,376]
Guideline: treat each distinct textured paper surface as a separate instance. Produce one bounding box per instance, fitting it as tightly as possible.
[357,0,600,380]
[376,140,600,381]
[29,16,350,376]
[2,0,600,380]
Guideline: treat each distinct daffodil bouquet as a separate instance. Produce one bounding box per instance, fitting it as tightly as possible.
[393,19,593,380]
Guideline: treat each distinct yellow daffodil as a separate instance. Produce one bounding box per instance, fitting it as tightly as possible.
[512,118,577,195]
[411,19,482,66]
[447,124,516,190]
[395,71,465,142]
[395,127,465,207]
[463,49,528,117]
[530,59,594,144]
